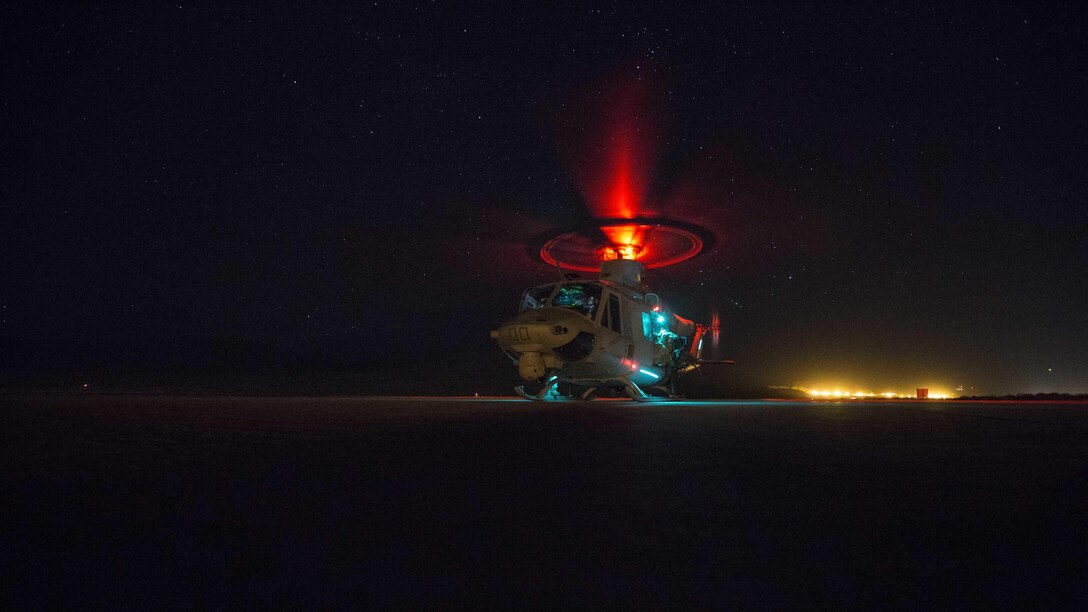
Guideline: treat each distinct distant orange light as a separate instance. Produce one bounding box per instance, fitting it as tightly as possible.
[806,387,953,399]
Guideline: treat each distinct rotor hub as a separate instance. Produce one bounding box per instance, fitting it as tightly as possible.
[536,218,713,273]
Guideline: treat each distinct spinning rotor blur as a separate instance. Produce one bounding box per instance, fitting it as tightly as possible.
[536,217,713,273]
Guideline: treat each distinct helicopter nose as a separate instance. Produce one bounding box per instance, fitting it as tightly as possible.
[493,321,572,350]
[492,309,584,352]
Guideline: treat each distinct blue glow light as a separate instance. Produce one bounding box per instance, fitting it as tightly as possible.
[639,369,659,379]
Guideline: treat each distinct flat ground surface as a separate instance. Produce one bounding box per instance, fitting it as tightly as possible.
[3,395,1088,609]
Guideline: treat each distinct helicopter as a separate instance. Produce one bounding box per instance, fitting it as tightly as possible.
[490,218,732,401]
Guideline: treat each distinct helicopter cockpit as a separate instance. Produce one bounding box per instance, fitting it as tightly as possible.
[519,282,603,319]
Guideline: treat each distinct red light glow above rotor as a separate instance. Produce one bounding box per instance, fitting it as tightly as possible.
[548,75,663,221]
[600,224,650,252]
[605,135,640,219]
[537,72,713,273]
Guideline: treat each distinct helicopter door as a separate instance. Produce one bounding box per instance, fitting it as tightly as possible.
[598,293,622,334]
[622,299,655,367]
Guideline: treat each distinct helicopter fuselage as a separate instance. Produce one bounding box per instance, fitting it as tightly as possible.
[491,260,703,399]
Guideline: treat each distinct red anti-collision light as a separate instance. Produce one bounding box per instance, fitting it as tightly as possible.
[597,244,642,261]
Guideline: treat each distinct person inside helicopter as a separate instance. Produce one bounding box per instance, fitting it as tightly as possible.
[550,283,602,319]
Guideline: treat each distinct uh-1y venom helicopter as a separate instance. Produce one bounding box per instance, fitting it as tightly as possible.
[490,218,733,401]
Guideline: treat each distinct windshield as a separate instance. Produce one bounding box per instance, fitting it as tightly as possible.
[519,284,556,311]
[550,283,602,318]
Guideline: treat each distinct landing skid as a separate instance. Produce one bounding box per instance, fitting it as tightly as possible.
[515,377,675,402]
[514,385,541,401]
[515,376,563,401]
[622,378,653,402]
[567,377,653,402]
[649,384,682,399]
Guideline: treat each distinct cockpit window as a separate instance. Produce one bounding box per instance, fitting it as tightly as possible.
[551,283,602,318]
[519,284,556,311]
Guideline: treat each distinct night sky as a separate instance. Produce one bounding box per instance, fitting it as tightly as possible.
[3,4,1086,395]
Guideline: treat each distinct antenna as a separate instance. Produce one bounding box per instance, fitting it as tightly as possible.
[552,259,578,282]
